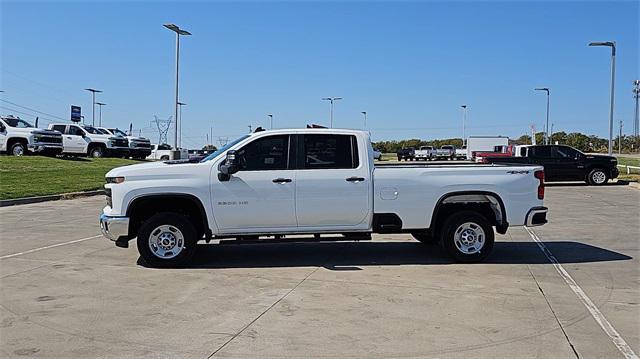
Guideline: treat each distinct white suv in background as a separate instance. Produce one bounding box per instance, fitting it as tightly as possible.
[48,123,129,158]
[0,115,64,156]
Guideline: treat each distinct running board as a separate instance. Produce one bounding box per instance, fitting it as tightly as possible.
[217,234,371,245]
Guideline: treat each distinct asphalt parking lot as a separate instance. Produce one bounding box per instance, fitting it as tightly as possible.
[1,184,638,358]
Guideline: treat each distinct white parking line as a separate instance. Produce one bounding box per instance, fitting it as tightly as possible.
[525,227,638,359]
[0,235,102,260]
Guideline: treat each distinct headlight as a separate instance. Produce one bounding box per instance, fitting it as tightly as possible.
[106,176,125,184]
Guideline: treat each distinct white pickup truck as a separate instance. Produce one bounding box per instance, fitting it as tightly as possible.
[0,115,64,156]
[48,123,130,158]
[100,128,548,267]
[414,146,436,161]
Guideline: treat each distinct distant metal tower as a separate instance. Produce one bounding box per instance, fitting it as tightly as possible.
[633,80,640,137]
[151,115,173,145]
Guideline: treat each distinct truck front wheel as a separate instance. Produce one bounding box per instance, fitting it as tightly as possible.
[137,213,198,268]
[89,146,104,158]
[10,142,26,156]
[439,211,494,263]
[587,168,608,186]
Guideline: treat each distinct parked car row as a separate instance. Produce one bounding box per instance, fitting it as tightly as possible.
[0,115,163,160]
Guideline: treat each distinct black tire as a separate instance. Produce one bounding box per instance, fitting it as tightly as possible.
[160,155,170,161]
[587,168,608,186]
[439,211,494,263]
[137,212,198,268]
[411,231,438,245]
[10,142,26,156]
[89,146,104,158]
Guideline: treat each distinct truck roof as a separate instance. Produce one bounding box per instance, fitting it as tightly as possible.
[247,128,369,136]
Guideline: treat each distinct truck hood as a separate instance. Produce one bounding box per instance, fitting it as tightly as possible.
[105,160,204,180]
[127,136,150,142]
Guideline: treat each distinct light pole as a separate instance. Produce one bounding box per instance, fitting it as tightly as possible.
[534,88,550,145]
[164,23,191,150]
[550,123,554,144]
[177,101,186,148]
[84,88,102,126]
[268,114,273,129]
[589,41,616,155]
[460,105,468,146]
[322,97,342,128]
[95,102,106,127]
[633,80,639,137]
[361,111,367,129]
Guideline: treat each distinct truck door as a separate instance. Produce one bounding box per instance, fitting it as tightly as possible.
[529,146,558,180]
[295,134,370,229]
[64,125,88,153]
[211,134,297,231]
[552,146,582,180]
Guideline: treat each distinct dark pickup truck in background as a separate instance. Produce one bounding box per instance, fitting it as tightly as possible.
[396,147,415,161]
[483,145,619,185]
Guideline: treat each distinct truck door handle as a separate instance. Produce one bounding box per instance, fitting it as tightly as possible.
[272,178,292,184]
[346,176,365,182]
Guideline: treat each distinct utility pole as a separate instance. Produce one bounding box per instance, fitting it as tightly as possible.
[633,80,640,137]
[460,105,468,146]
[361,111,367,129]
[177,101,186,148]
[549,123,554,144]
[248,124,252,133]
[534,88,550,144]
[619,120,623,154]
[268,114,273,129]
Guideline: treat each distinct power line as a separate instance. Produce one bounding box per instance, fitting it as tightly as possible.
[0,99,67,121]
[0,106,56,124]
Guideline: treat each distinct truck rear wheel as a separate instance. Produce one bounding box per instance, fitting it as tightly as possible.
[439,211,494,263]
[137,212,197,268]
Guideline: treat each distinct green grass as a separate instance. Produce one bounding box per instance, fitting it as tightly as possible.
[0,156,141,200]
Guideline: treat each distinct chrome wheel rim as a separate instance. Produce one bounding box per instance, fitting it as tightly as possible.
[148,225,185,259]
[592,171,606,184]
[453,222,485,254]
[92,149,102,158]
[12,146,24,156]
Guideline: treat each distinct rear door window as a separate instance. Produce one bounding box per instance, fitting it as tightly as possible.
[67,126,84,136]
[52,125,66,133]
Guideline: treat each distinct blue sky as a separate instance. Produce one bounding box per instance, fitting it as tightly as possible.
[1,1,638,148]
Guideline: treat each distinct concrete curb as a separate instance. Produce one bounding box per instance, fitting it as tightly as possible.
[0,190,105,207]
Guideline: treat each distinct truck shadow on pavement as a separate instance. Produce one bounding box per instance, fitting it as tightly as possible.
[167,240,632,270]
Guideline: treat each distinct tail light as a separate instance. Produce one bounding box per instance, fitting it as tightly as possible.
[534,170,544,199]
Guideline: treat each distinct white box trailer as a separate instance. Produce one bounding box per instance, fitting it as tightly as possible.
[466,136,509,159]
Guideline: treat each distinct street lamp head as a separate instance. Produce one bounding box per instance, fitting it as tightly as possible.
[589,41,615,47]
[164,23,192,35]
[268,114,273,118]
[95,102,106,106]
[460,105,467,109]
[85,88,102,93]
[535,87,550,94]
[177,102,187,106]
[361,111,366,115]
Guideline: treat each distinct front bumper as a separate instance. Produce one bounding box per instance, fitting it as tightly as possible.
[29,144,63,154]
[525,206,548,227]
[106,147,130,157]
[129,148,152,157]
[611,167,619,179]
[100,213,130,241]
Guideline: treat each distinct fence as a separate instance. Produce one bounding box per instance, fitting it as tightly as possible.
[617,164,640,174]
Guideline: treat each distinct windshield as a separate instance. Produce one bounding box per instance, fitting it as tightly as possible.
[83,126,103,134]
[3,118,33,128]
[109,128,128,137]
[200,135,251,162]
[96,128,111,134]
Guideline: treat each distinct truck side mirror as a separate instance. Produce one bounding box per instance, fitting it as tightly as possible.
[218,150,240,181]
